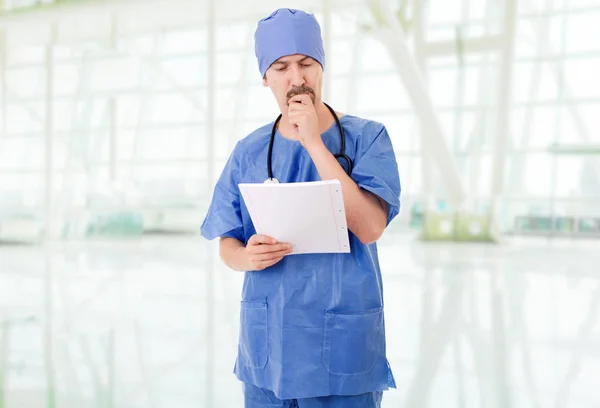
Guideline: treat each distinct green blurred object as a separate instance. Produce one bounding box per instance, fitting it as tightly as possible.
[421,212,456,241]
[85,212,143,237]
[409,202,425,228]
[554,217,576,233]
[410,200,449,229]
[420,211,497,242]
[455,213,493,242]
[578,218,600,233]
[548,143,600,155]
[513,216,584,236]
[521,216,553,232]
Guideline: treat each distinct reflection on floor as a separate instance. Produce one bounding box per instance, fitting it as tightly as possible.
[0,230,598,407]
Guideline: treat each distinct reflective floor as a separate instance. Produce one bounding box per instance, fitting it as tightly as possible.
[0,230,599,407]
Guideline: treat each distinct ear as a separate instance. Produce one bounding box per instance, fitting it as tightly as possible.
[262,75,268,87]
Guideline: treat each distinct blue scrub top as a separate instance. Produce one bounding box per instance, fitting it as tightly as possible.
[201,114,401,400]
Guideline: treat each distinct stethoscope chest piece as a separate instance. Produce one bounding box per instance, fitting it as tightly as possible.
[264,177,279,184]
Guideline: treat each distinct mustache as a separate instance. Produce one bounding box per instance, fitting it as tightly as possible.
[286,85,315,102]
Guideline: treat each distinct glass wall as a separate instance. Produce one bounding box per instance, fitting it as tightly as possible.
[0,0,598,238]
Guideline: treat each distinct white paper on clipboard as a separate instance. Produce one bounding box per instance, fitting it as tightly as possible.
[238,180,350,254]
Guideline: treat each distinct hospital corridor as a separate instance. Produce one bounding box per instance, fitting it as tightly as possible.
[0,0,599,407]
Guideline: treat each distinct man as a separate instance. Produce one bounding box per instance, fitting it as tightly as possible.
[201,8,401,408]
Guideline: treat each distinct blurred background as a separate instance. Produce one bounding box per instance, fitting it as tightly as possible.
[0,0,599,407]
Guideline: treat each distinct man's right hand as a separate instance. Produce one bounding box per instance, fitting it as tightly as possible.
[243,234,292,271]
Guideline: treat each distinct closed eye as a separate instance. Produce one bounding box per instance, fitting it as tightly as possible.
[273,62,311,71]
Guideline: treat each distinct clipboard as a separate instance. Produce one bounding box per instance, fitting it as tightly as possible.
[238,180,350,254]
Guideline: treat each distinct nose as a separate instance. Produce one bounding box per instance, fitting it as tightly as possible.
[288,64,304,87]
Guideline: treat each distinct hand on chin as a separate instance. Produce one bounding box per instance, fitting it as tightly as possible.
[286,94,320,148]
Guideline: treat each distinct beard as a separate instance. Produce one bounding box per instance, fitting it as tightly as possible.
[286,85,316,105]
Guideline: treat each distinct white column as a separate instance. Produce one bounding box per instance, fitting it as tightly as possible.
[43,26,57,405]
[0,28,6,143]
[0,318,8,408]
[109,97,117,183]
[322,0,332,102]
[469,0,498,206]
[228,24,253,151]
[489,266,511,408]
[109,13,118,184]
[345,7,363,114]
[44,23,57,240]
[489,0,517,218]
[107,328,116,408]
[205,1,216,407]
[43,252,56,408]
[412,0,435,212]
[370,0,466,208]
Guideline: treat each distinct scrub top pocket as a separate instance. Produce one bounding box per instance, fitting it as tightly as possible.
[238,301,269,369]
[322,307,384,376]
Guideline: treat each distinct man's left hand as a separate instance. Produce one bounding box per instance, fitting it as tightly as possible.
[287,94,322,149]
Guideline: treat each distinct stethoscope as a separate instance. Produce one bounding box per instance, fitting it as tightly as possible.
[265,102,353,184]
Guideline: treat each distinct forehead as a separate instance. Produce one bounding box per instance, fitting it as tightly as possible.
[272,54,315,64]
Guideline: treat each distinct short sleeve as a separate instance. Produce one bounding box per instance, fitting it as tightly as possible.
[351,125,401,226]
[200,143,245,241]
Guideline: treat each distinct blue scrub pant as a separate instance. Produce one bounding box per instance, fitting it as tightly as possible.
[244,383,383,408]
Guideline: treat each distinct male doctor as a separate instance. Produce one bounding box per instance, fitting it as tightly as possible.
[201,8,401,408]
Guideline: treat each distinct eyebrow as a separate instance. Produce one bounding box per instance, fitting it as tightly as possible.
[272,56,312,66]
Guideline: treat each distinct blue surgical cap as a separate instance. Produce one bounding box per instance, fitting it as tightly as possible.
[254,8,325,78]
